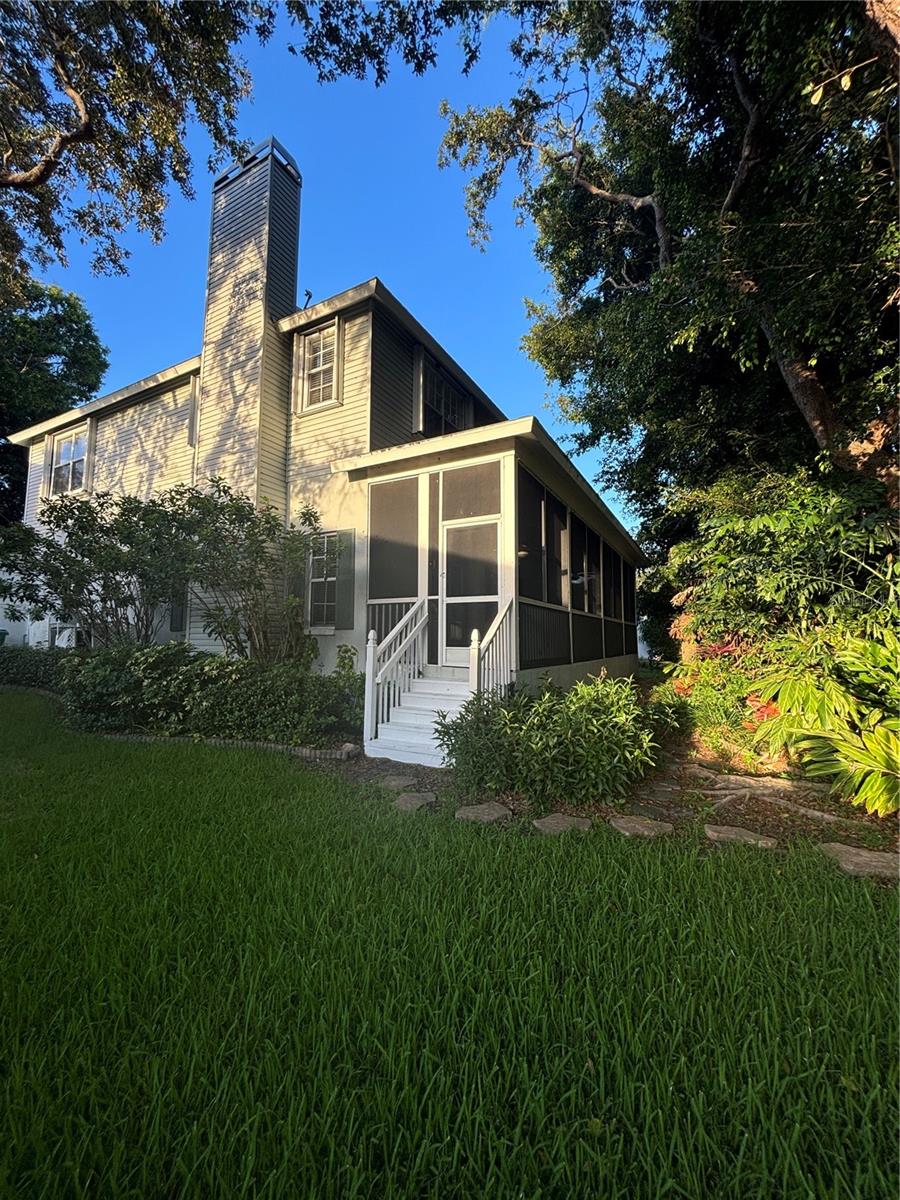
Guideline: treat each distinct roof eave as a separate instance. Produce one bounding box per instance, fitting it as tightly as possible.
[7,354,202,446]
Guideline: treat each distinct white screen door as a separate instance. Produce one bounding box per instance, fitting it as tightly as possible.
[441,519,499,666]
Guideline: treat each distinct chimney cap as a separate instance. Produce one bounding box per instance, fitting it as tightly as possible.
[213,137,301,190]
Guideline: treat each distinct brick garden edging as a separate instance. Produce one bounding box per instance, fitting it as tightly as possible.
[0,685,359,762]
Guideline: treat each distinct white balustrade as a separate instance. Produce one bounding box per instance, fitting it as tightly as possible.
[364,598,428,742]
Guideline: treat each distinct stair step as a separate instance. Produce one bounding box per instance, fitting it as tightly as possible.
[388,708,449,730]
[408,678,471,698]
[368,726,446,768]
[398,694,466,716]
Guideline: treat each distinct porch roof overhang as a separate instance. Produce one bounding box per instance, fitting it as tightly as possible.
[277,278,507,424]
[331,416,648,566]
[7,355,202,447]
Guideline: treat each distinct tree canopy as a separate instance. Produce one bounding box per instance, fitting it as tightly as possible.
[0,280,107,523]
[0,1,268,294]
[292,0,899,515]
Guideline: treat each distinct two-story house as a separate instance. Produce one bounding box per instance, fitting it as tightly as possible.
[9,137,645,766]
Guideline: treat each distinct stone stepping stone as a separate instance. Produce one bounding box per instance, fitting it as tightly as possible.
[704,823,777,849]
[455,801,511,825]
[381,775,418,791]
[393,792,439,813]
[609,814,673,837]
[818,842,899,879]
[532,813,591,835]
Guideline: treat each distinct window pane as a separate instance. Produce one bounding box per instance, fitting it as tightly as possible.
[71,433,87,460]
[446,523,498,597]
[52,464,70,494]
[70,458,85,490]
[56,437,73,465]
[445,601,497,648]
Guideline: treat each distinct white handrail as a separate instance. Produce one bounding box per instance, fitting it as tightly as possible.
[364,598,428,743]
[469,597,514,695]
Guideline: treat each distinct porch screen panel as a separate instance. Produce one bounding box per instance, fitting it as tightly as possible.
[569,515,586,612]
[446,523,497,597]
[519,601,570,669]
[602,542,623,619]
[572,612,605,663]
[446,601,497,648]
[545,493,567,608]
[428,473,440,596]
[604,619,625,658]
[622,561,636,623]
[516,465,544,601]
[586,529,602,615]
[442,462,500,520]
[369,477,418,599]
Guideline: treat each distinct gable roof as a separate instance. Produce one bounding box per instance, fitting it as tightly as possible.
[277,277,507,423]
[7,355,201,447]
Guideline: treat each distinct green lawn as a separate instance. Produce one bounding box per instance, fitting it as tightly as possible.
[1,693,896,1199]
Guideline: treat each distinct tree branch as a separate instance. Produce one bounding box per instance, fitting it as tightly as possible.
[720,53,765,217]
[0,48,93,192]
[521,134,672,267]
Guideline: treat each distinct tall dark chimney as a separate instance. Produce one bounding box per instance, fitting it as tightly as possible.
[196,138,301,512]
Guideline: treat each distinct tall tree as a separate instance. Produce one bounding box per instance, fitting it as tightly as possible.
[0,281,107,522]
[0,0,274,295]
[289,0,898,510]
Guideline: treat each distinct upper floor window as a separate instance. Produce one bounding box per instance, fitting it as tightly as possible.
[297,320,340,412]
[51,427,87,494]
[422,358,470,437]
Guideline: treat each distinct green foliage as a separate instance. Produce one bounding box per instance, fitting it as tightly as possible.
[0,490,198,648]
[0,281,107,522]
[0,479,323,661]
[60,642,363,746]
[0,645,69,690]
[0,2,270,294]
[435,675,663,809]
[162,478,323,662]
[668,468,898,646]
[754,628,900,817]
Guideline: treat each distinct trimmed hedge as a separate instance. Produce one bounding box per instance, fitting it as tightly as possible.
[0,646,69,691]
[59,643,363,747]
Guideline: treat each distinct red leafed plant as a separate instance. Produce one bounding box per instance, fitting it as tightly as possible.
[743,694,780,729]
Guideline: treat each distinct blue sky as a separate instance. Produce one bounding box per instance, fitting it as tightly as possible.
[39,18,633,531]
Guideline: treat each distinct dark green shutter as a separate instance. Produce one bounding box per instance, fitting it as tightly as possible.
[335,530,355,629]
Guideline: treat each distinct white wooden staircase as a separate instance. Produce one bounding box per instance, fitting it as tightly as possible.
[366,675,470,767]
[363,598,515,767]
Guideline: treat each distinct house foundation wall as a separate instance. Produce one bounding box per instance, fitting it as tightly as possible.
[515,653,640,692]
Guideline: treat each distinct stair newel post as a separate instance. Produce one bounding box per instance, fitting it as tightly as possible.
[364,629,378,742]
[469,628,481,694]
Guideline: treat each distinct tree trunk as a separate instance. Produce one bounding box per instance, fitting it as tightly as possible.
[759,317,898,503]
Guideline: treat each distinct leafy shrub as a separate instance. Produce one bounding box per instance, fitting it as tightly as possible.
[61,643,363,746]
[667,655,754,733]
[435,675,660,810]
[0,645,70,690]
[667,468,897,647]
[754,628,900,817]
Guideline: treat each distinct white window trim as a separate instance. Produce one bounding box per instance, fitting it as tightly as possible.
[293,317,343,415]
[45,423,90,498]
